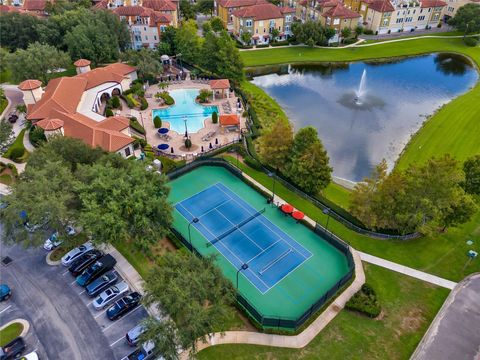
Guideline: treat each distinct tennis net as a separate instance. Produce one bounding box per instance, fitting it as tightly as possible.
[207,208,266,247]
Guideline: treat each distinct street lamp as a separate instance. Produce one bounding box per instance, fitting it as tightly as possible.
[183,116,188,138]
[236,263,249,290]
[268,171,277,205]
[187,217,199,250]
[323,208,331,234]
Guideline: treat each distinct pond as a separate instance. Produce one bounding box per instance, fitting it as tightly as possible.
[250,54,478,182]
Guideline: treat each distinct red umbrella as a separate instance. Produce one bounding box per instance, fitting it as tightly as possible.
[281,204,294,214]
[292,211,305,221]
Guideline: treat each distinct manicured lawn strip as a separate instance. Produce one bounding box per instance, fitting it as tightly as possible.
[198,263,449,360]
[360,31,463,44]
[323,182,351,210]
[0,322,24,347]
[221,155,480,282]
[3,128,29,163]
[0,95,7,116]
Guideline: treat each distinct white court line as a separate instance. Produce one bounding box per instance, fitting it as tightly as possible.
[102,306,142,332]
[109,336,125,347]
[0,305,12,314]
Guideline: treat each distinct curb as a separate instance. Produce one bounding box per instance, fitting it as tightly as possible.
[46,251,61,266]
[0,319,30,337]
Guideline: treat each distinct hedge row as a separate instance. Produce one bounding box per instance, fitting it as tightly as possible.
[129,118,146,135]
[345,284,381,318]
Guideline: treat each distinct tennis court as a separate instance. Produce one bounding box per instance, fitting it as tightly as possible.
[176,183,312,293]
[169,165,351,324]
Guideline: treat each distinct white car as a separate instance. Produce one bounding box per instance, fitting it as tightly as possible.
[43,232,62,251]
[20,351,39,360]
[61,242,94,266]
[93,281,129,310]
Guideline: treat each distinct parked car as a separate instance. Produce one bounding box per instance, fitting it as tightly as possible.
[43,232,62,251]
[0,284,11,301]
[86,271,118,297]
[126,324,146,347]
[76,254,116,287]
[19,351,38,360]
[107,292,142,320]
[127,341,155,360]
[61,242,94,266]
[24,218,49,233]
[93,281,129,310]
[68,249,103,276]
[7,114,18,124]
[0,337,26,360]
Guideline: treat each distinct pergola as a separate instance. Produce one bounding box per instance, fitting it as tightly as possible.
[209,79,230,100]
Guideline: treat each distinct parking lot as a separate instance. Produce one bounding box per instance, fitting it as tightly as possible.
[1,232,149,360]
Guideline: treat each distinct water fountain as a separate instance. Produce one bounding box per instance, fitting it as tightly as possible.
[354,69,367,105]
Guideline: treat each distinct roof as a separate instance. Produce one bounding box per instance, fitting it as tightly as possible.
[113,5,174,24]
[322,4,361,18]
[142,0,177,11]
[22,0,48,11]
[219,114,240,126]
[279,6,296,13]
[232,3,286,20]
[36,118,64,131]
[210,79,230,89]
[76,63,135,90]
[219,0,267,9]
[316,0,342,8]
[367,0,395,12]
[420,0,446,7]
[18,79,42,91]
[0,4,21,12]
[74,59,91,67]
[95,116,130,132]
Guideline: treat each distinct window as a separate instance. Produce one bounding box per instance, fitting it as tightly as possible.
[405,16,413,22]
[154,35,157,40]
[285,15,291,22]
[246,19,252,27]
[433,13,439,20]
[396,18,404,23]
[125,147,131,157]
[428,8,431,11]
[145,35,148,40]
[333,18,340,25]
[382,18,389,25]
[144,27,147,31]
[418,15,425,20]
[361,4,365,10]
[269,20,275,27]
[240,19,243,25]
[285,25,290,31]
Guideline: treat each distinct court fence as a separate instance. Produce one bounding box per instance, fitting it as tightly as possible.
[168,159,356,331]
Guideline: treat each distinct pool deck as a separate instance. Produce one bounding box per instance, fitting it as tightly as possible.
[118,80,246,159]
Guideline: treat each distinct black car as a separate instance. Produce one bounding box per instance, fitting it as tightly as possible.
[107,292,142,320]
[7,114,18,124]
[0,336,25,360]
[76,254,117,287]
[68,249,103,276]
[86,271,118,297]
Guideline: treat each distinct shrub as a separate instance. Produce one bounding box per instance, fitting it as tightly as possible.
[110,96,121,109]
[140,96,148,110]
[105,108,114,117]
[345,284,381,318]
[256,44,270,48]
[197,89,213,103]
[244,156,263,170]
[133,136,148,149]
[129,118,146,135]
[271,40,289,47]
[6,163,18,177]
[212,111,218,124]
[153,116,162,128]
[29,127,47,148]
[464,37,478,47]
[343,38,357,45]
[363,29,374,35]
[121,94,136,108]
[9,147,25,162]
[159,91,174,106]
[184,138,192,149]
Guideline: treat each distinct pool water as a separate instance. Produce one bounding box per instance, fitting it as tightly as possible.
[152,89,218,133]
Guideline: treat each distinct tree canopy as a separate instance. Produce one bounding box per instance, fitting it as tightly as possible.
[123,48,163,82]
[175,20,202,64]
[141,252,235,358]
[448,4,480,34]
[291,21,335,46]
[258,120,293,172]
[463,154,480,197]
[1,137,172,251]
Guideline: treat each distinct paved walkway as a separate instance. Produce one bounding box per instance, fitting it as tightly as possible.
[359,252,457,289]
[0,156,26,173]
[23,128,36,153]
[411,273,480,360]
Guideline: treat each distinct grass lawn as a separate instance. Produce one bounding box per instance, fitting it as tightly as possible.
[0,322,24,347]
[241,37,480,166]
[323,182,351,210]
[0,94,8,116]
[221,155,480,282]
[3,128,29,163]
[198,263,449,360]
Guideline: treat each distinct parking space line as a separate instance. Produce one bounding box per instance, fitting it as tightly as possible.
[62,270,69,275]
[87,300,94,306]
[102,306,142,333]
[78,290,86,295]
[70,279,77,285]
[94,308,109,319]
[0,305,12,314]
[109,336,125,347]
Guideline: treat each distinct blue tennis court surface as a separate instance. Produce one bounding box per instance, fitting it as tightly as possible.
[175,183,312,294]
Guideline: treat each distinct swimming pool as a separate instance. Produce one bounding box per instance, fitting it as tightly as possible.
[152,89,218,133]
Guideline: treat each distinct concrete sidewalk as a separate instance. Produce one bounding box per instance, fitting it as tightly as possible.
[359,252,457,289]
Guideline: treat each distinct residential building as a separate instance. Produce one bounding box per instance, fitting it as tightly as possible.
[232,3,295,44]
[18,60,138,158]
[113,6,175,49]
[0,0,51,15]
[442,0,479,20]
[216,0,269,28]
[320,3,361,37]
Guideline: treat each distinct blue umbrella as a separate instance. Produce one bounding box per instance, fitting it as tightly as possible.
[158,128,169,134]
[157,144,169,151]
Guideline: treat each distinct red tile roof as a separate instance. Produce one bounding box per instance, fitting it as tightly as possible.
[210,79,230,89]
[96,116,130,132]
[367,0,394,12]
[421,0,446,7]
[74,59,91,67]
[76,63,135,90]
[316,0,342,8]
[113,6,173,25]
[279,6,296,13]
[36,118,64,131]
[18,79,42,90]
[220,114,240,126]
[142,0,177,11]
[22,0,48,11]
[0,4,21,12]
[233,3,286,20]
[219,0,267,9]
[322,3,360,18]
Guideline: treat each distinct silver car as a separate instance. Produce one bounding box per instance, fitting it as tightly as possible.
[93,281,129,310]
[61,242,94,266]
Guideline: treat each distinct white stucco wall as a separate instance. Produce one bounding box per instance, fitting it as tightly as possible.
[76,81,123,121]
